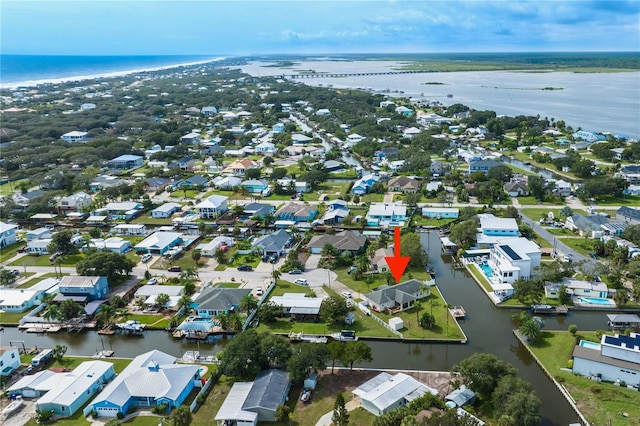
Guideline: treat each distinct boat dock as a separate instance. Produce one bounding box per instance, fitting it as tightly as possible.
[115,320,145,335]
[449,306,466,319]
[97,325,115,335]
[92,350,115,358]
[18,323,62,333]
[289,332,328,343]
[530,305,569,315]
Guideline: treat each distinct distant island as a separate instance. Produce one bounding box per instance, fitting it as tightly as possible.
[481,85,565,91]
[422,82,446,85]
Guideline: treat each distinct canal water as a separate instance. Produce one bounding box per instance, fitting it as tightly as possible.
[1,232,614,424]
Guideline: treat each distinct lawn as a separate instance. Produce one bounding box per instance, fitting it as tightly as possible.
[544,227,574,236]
[10,253,86,267]
[126,313,167,325]
[558,237,596,256]
[0,178,28,196]
[411,216,457,228]
[528,331,640,426]
[215,282,241,288]
[467,264,493,293]
[519,208,566,222]
[375,287,465,340]
[516,195,565,205]
[268,280,310,297]
[170,189,202,199]
[52,356,132,374]
[0,310,30,324]
[0,242,26,263]
[191,376,234,426]
[130,213,174,225]
[531,231,553,248]
[17,276,48,288]
[590,194,640,206]
[334,266,433,296]
[361,193,385,203]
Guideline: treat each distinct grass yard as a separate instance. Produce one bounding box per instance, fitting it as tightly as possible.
[519,208,566,222]
[558,237,597,256]
[10,252,85,267]
[590,194,640,206]
[122,417,165,426]
[170,189,203,199]
[0,242,26,263]
[334,266,433,296]
[17,276,47,288]
[516,195,566,205]
[53,356,132,374]
[411,216,457,227]
[531,231,553,248]
[191,376,234,426]
[215,282,241,288]
[375,287,465,340]
[361,193,385,203]
[268,280,310,297]
[0,310,30,324]
[130,213,174,225]
[544,227,574,236]
[126,313,167,325]
[528,331,640,426]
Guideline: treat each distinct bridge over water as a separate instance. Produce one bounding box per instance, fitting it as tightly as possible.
[282,70,432,79]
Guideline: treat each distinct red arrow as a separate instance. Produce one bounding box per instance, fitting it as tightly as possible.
[384,226,410,283]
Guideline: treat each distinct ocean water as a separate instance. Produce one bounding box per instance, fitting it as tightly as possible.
[0,54,216,85]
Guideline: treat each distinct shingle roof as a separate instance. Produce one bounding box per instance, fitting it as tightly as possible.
[617,206,640,220]
[242,369,290,412]
[307,231,367,251]
[195,288,252,311]
[364,279,424,307]
[252,229,291,253]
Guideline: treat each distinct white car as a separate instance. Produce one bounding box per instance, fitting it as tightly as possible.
[294,279,308,286]
[256,287,263,296]
[341,291,352,299]
[141,253,152,263]
[147,278,158,285]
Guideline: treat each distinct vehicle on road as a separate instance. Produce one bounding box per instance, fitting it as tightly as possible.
[289,269,303,274]
[294,278,308,286]
[167,266,182,272]
[341,291,352,299]
[238,264,253,271]
[255,286,263,296]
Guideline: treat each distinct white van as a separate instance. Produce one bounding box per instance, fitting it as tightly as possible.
[31,349,53,367]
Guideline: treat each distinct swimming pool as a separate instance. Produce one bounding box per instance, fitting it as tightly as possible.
[579,297,615,306]
[579,340,601,350]
[479,262,494,278]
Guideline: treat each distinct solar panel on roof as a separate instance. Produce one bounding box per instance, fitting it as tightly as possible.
[500,245,522,261]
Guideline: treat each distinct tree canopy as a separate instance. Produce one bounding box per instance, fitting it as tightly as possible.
[76,251,135,283]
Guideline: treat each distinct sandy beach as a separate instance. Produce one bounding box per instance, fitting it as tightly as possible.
[0,57,226,90]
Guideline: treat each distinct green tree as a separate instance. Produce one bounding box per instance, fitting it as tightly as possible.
[240,293,258,314]
[49,229,75,254]
[52,344,67,361]
[512,277,544,305]
[614,289,629,307]
[259,333,292,368]
[43,304,61,322]
[76,251,135,283]
[60,299,83,320]
[568,324,578,336]
[398,232,427,268]
[452,353,517,397]
[155,293,170,308]
[319,295,349,324]
[94,304,117,327]
[275,404,291,423]
[191,249,202,266]
[169,405,192,426]
[340,341,373,373]
[495,385,541,426]
[519,317,541,342]
[257,301,281,323]
[327,341,345,374]
[287,343,329,382]
[219,329,263,378]
[214,247,228,264]
[449,219,478,248]
[558,284,571,305]
[419,312,436,329]
[331,393,349,426]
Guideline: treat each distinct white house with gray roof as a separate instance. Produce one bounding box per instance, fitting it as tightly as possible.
[363,279,430,313]
[193,287,252,318]
[354,372,438,416]
[251,229,291,256]
[194,195,228,219]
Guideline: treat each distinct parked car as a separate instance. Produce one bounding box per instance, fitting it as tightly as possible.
[269,254,278,264]
[147,278,158,285]
[589,252,599,259]
[347,265,357,274]
[48,252,62,262]
[289,269,303,275]
[167,266,182,272]
[341,291,352,299]
[255,286,263,296]
[238,264,253,272]
[294,279,308,286]
[141,253,152,263]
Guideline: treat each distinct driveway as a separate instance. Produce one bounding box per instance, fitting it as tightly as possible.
[0,399,36,426]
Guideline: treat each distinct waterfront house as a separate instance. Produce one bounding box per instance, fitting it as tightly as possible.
[486,237,541,284]
[108,155,144,170]
[476,214,519,248]
[366,203,407,227]
[135,231,182,255]
[363,279,430,313]
[354,372,437,416]
[0,347,21,377]
[469,160,501,175]
[307,231,367,254]
[352,174,380,195]
[195,195,229,219]
[421,207,459,219]
[274,202,318,222]
[324,160,346,173]
[572,332,640,386]
[87,350,201,418]
[151,203,182,219]
[252,229,292,257]
[319,200,349,225]
[31,361,115,417]
[194,287,251,318]
[113,223,147,236]
[58,192,91,212]
[174,175,208,189]
[0,221,18,248]
[101,202,143,220]
[445,385,476,407]
[562,278,609,298]
[61,131,89,143]
[58,276,108,302]
[0,284,49,312]
[215,369,291,424]
[387,176,420,193]
[616,206,640,225]
[270,293,323,319]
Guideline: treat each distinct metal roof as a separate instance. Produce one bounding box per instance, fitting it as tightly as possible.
[215,382,258,422]
[242,369,290,412]
[38,361,113,407]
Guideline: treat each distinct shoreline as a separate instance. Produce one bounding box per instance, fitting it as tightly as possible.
[0,56,226,90]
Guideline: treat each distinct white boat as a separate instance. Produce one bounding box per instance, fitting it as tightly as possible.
[2,395,24,418]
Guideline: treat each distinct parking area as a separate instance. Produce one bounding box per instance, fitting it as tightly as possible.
[0,398,36,426]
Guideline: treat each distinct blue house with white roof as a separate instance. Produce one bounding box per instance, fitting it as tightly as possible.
[86,350,200,418]
[134,231,183,255]
[352,175,380,195]
[107,155,144,170]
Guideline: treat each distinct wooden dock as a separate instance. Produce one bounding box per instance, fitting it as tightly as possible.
[449,306,466,319]
[92,350,115,358]
[530,305,569,315]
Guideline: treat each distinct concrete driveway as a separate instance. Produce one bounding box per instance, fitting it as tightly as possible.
[1,398,36,426]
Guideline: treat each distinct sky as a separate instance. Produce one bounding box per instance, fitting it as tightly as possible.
[1,0,639,55]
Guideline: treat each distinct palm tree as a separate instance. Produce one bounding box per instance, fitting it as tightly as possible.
[444,303,452,337]
[227,312,243,332]
[180,267,199,281]
[177,295,193,312]
[519,318,541,342]
[95,304,117,328]
[53,257,64,278]
[272,268,282,285]
[414,300,422,323]
[216,312,229,330]
[240,294,258,314]
[43,304,61,322]
[355,254,369,274]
